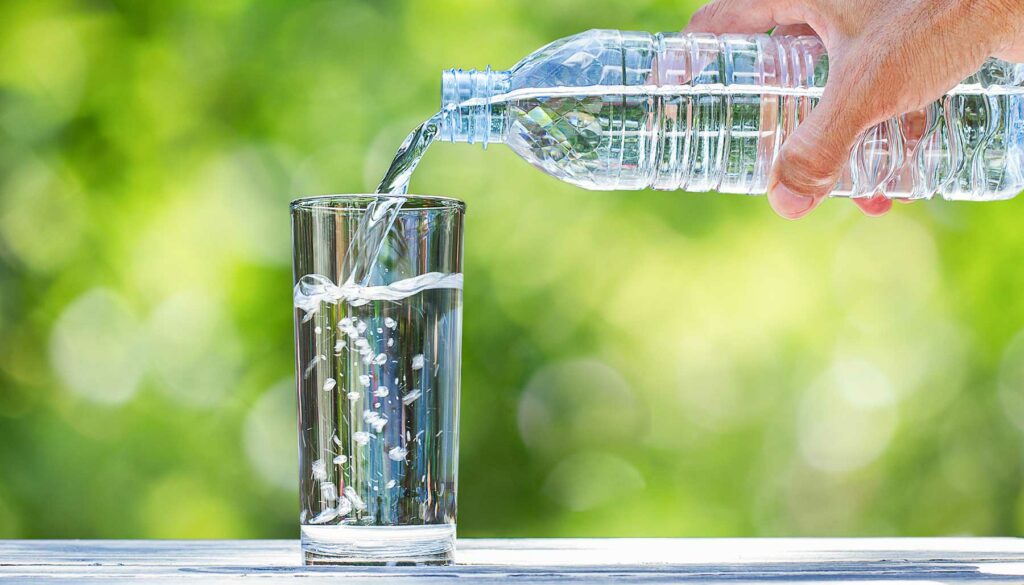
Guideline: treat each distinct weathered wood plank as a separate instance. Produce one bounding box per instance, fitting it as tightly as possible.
[1,538,1022,584]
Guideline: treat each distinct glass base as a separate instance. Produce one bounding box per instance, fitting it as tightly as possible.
[301,524,456,565]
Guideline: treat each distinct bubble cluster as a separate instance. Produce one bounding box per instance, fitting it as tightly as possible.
[311,459,327,481]
[363,410,388,432]
[343,486,366,510]
[294,265,461,528]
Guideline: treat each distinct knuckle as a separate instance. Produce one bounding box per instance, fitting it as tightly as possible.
[703,1,730,20]
[693,1,729,24]
[691,3,713,21]
[828,64,900,121]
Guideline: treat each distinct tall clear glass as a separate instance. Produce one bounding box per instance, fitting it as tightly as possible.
[291,195,464,565]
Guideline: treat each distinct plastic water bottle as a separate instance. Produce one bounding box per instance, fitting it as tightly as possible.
[438,30,1024,201]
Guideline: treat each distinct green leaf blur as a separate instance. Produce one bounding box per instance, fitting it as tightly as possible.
[1,0,1024,539]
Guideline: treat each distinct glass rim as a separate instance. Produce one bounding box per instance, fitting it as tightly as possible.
[290,194,466,212]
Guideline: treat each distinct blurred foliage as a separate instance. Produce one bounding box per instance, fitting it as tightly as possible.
[1,0,1024,540]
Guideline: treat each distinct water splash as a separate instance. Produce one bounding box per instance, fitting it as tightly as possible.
[294,272,464,317]
[341,196,408,288]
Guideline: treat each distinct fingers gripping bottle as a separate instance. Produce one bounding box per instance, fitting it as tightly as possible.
[439,29,1024,201]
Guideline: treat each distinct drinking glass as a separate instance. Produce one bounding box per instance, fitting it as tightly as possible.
[291,194,464,565]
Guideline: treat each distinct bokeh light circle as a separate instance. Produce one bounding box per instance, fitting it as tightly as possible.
[147,291,243,408]
[998,329,1024,430]
[798,359,898,474]
[518,358,646,459]
[49,288,145,405]
[542,451,645,512]
[244,378,297,492]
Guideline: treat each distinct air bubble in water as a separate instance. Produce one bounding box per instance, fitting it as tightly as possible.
[338,318,359,338]
[387,338,395,347]
[355,338,369,350]
[412,354,425,370]
[347,391,360,401]
[352,431,371,445]
[385,317,397,329]
[334,340,346,353]
[307,507,340,524]
[356,320,368,334]
[386,479,397,489]
[402,389,421,405]
[344,486,366,510]
[363,410,388,432]
[322,378,336,392]
[335,496,352,517]
[314,326,322,335]
[311,459,328,481]
[333,454,347,465]
[320,482,337,502]
[388,446,408,461]
[373,353,387,365]
[358,375,371,387]
[361,353,373,365]
[303,357,319,379]
[374,386,389,398]
[377,327,384,334]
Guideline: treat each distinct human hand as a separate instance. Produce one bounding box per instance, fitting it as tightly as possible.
[685,0,1024,219]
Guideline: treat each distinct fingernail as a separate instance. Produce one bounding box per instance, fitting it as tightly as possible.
[769,183,816,219]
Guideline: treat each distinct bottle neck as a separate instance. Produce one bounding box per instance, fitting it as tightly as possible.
[440,67,512,148]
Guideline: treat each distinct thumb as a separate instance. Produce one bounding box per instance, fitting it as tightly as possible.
[768,88,872,219]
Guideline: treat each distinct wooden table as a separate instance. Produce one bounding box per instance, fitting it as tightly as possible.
[2,538,1024,583]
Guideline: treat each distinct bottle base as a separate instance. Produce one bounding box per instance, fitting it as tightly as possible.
[301,524,456,566]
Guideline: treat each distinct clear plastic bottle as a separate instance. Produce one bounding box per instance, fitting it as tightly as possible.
[439,29,1024,200]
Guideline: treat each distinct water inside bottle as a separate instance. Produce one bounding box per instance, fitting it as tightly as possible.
[380,76,1024,199]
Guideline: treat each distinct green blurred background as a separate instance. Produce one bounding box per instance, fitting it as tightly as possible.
[2,0,1024,540]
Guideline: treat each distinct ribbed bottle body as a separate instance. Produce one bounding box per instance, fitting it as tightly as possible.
[449,30,1024,200]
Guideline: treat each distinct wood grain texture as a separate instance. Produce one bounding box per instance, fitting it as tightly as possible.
[2,538,1024,583]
